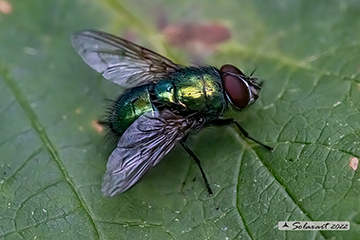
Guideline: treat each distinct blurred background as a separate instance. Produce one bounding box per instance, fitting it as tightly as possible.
[1,0,360,239]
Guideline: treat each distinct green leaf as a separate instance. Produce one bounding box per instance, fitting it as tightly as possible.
[1,0,360,239]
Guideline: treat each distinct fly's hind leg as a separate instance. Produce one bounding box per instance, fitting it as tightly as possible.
[180,141,213,195]
[211,118,273,150]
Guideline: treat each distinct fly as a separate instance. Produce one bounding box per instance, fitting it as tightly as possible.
[71,30,272,197]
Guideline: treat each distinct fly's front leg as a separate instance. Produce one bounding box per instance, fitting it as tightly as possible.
[211,118,273,150]
[180,141,213,195]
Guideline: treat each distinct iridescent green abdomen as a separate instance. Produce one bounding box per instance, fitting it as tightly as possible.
[109,85,155,136]
[154,66,226,120]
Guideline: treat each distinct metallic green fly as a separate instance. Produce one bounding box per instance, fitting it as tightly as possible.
[71,30,272,197]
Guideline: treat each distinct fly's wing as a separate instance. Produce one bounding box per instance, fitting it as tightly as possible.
[71,30,181,88]
[102,111,202,197]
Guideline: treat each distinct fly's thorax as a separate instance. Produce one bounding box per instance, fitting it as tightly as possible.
[168,66,227,117]
[175,70,206,109]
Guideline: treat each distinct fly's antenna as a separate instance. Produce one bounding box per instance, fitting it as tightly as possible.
[249,67,258,77]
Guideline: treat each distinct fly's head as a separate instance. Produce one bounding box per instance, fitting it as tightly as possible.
[220,64,262,110]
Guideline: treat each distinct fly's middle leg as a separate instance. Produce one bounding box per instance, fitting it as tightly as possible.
[211,118,273,150]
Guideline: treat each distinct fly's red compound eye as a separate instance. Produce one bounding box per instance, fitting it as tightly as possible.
[222,74,250,108]
[220,64,252,109]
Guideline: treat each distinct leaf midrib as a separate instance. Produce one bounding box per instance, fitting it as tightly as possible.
[0,62,101,239]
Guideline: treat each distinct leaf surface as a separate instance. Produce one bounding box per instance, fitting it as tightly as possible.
[0,0,359,239]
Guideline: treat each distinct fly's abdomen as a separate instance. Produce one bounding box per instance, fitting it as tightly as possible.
[108,85,155,136]
[154,66,226,119]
